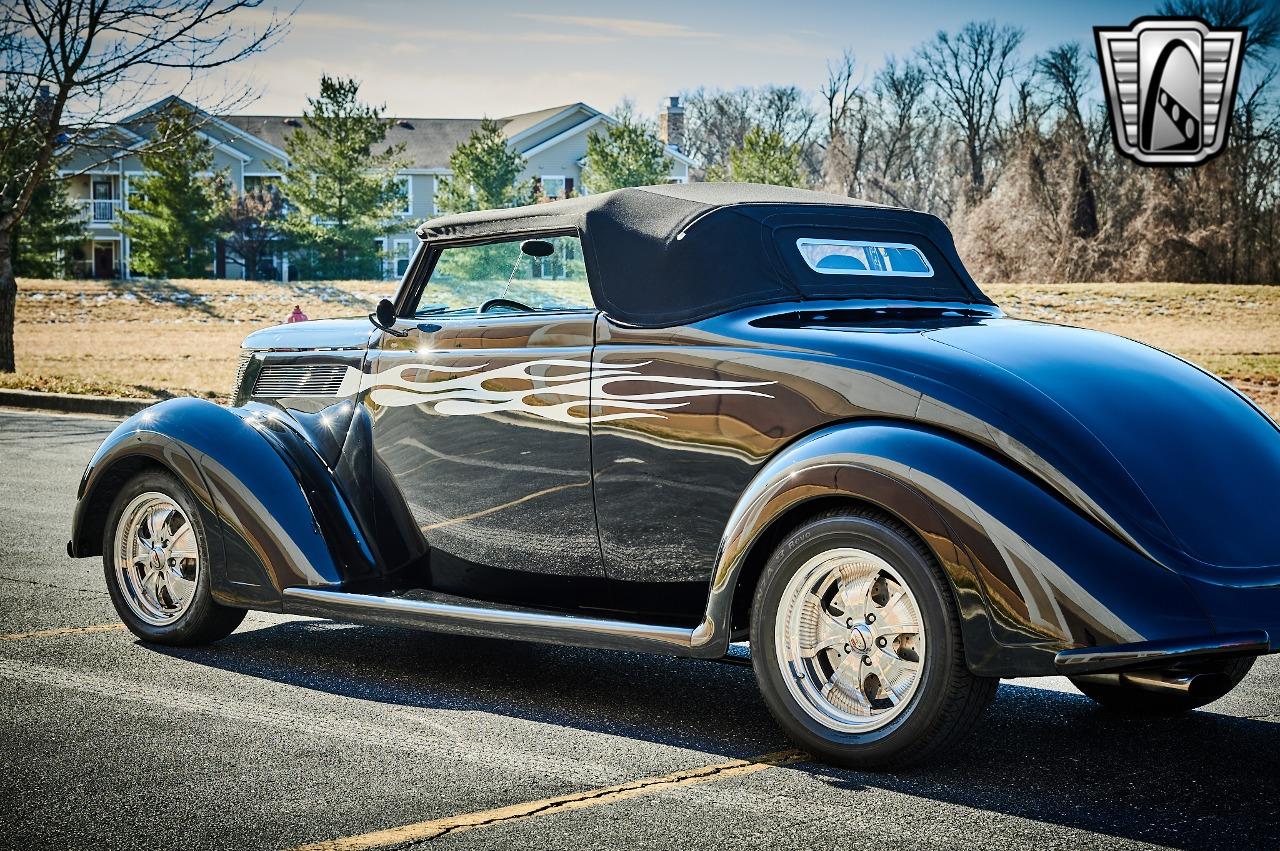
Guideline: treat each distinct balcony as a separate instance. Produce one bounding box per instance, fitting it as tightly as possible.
[79,198,120,224]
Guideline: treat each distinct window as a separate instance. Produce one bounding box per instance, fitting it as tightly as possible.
[91,177,116,222]
[244,174,281,195]
[393,239,412,277]
[122,174,143,212]
[419,234,592,314]
[540,175,566,200]
[796,239,933,278]
[394,176,412,216]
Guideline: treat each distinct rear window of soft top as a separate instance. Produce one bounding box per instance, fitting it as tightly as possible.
[796,238,934,277]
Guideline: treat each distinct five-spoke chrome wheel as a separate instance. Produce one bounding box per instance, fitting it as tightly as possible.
[112,492,201,626]
[774,547,927,733]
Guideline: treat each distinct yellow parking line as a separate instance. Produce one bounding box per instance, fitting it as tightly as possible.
[0,623,126,641]
[292,749,807,851]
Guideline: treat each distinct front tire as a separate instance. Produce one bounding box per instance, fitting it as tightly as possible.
[751,509,997,769]
[103,468,245,646]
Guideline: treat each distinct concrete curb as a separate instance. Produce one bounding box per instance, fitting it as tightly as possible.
[0,389,158,418]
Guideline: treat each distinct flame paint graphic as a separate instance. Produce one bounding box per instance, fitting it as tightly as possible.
[345,359,773,423]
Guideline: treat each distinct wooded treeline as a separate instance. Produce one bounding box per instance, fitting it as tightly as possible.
[683,0,1280,284]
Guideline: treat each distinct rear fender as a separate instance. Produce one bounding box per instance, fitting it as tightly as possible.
[702,421,1213,677]
[70,398,375,608]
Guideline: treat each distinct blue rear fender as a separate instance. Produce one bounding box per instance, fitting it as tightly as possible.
[708,421,1215,677]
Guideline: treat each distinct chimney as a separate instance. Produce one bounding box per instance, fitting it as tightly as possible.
[659,96,684,152]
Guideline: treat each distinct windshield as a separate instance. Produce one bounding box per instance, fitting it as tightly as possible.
[416,234,593,315]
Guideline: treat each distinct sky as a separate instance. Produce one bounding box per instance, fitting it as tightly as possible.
[208,0,1162,120]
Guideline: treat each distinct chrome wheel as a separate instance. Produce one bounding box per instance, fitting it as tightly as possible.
[112,492,201,626]
[774,547,927,733]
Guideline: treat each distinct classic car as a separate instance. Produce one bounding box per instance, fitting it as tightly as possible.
[69,183,1280,768]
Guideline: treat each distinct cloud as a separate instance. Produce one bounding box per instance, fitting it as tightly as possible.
[238,8,619,45]
[512,13,722,40]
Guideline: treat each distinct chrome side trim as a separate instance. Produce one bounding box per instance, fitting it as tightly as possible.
[1053,629,1271,676]
[282,587,716,656]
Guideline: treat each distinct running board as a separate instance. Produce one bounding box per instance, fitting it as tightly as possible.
[282,587,718,657]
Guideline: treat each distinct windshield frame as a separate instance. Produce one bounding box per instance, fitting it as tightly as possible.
[394,227,590,318]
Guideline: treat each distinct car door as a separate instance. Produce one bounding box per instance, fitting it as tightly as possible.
[363,233,604,579]
[588,319,787,586]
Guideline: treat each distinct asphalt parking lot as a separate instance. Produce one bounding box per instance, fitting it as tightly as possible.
[1,407,1278,850]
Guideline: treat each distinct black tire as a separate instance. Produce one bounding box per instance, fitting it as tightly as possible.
[1070,657,1255,716]
[102,468,246,646]
[751,508,997,769]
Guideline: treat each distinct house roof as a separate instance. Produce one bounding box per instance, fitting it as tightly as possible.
[496,103,585,140]
[220,103,593,170]
[106,96,693,173]
[221,114,488,169]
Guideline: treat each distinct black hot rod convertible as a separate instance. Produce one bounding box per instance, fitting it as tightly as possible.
[70,183,1280,767]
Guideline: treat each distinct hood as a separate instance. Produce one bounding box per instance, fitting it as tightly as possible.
[241,317,375,352]
[916,319,1280,570]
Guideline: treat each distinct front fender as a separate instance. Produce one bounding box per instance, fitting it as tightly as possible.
[70,398,375,609]
[703,421,1214,677]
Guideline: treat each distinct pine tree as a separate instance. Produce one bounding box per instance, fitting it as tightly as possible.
[279,75,407,279]
[11,173,81,278]
[117,107,222,278]
[435,117,529,214]
[709,127,805,187]
[581,104,672,193]
[434,117,530,280]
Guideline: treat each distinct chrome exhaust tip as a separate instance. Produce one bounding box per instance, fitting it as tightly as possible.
[1073,670,1233,696]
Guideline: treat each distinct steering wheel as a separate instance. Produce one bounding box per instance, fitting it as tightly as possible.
[478,297,534,314]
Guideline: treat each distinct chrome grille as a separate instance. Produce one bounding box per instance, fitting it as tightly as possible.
[251,363,348,398]
[233,353,252,399]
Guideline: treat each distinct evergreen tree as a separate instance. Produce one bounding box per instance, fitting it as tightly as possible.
[435,117,529,214]
[117,107,222,278]
[581,104,672,193]
[709,127,805,187]
[434,118,530,281]
[279,75,407,279]
[11,172,81,278]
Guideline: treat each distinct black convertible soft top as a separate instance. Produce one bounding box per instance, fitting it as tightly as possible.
[417,183,993,327]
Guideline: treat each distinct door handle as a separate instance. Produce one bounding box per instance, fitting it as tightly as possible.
[417,322,442,333]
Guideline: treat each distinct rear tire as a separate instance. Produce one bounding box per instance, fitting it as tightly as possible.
[1071,657,1255,716]
[102,468,245,646]
[750,509,997,769]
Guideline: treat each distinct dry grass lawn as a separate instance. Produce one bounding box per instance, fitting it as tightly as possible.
[6,277,1279,417]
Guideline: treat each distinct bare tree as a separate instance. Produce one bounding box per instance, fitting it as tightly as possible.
[218,182,284,281]
[0,0,287,372]
[1037,43,1098,238]
[918,20,1024,206]
[1159,0,1280,59]
[820,50,865,196]
[871,57,952,215]
[682,85,818,178]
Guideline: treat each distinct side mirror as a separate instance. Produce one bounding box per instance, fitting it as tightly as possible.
[370,298,408,337]
[521,239,555,258]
